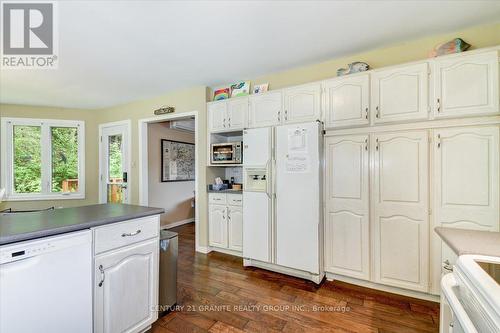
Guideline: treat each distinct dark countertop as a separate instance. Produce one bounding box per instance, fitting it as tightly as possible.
[207,189,243,194]
[0,204,164,245]
[435,227,500,257]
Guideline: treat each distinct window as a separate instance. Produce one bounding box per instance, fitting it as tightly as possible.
[1,118,85,201]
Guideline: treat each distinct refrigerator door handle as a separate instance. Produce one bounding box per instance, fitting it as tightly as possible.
[265,159,272,199]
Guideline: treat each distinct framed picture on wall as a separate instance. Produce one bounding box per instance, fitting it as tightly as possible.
[161,139,195,182]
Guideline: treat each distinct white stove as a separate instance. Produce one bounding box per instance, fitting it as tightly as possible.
[440,255,500,333]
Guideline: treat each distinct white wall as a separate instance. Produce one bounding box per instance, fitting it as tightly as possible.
[148,122,195,227]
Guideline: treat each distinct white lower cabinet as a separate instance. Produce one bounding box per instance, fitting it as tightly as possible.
[93,216,160,333]
[324,134,370,280]
[372,130,429,292]
[208,193,243,253]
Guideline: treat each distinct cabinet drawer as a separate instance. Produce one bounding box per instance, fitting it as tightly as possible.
[209,193,227,205]
[93,215,160,254]
[227,194,243,206]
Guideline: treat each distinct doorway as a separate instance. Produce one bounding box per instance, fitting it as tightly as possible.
[98,120,131,204]
[138,111,200,252]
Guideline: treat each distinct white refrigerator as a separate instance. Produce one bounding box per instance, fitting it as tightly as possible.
[243,121,322,278]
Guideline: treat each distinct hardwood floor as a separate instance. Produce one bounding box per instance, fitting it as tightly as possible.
[151,223,439,333]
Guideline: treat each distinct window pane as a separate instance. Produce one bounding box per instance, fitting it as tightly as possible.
[13,125,42,193]
[108,134,123,181]
[51,127,79,192]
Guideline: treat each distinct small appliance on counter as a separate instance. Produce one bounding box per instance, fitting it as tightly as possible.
[211,141,242,164]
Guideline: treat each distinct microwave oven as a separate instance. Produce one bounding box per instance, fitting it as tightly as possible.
[211,142,242,164]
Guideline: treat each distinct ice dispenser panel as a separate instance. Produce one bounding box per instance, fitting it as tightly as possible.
[244,169,268,192]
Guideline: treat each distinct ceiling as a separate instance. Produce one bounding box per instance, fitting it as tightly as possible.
[1,0,499,109]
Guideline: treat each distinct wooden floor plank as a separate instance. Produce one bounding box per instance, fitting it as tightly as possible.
[150,223,439,333]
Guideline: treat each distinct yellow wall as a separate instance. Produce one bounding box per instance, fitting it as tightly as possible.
[1,22,499,247]
[0,104,100,210]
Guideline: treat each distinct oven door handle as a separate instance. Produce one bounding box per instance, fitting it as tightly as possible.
[441,273,478,333]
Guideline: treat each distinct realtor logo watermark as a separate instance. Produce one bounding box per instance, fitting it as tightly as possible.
[1,1,58,69]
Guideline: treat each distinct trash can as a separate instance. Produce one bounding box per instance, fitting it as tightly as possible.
[159,229,178,314]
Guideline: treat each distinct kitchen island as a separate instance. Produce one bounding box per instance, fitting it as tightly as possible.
[0,204,164,333]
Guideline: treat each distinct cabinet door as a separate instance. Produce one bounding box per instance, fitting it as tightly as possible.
[371,63,429,124]
[372,130,429,292]
[434,51,499,118]
[248,91,282,128]
[324,135,370,280]
[324,74,370,128]
[227,97,248,130]
[434,126,499,274]
[228,206,243,252]
[209,204,228,248]
[208,101,227,132]
[94,239,158,333]
[283,83,321,124]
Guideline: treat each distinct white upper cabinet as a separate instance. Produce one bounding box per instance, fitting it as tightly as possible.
[324,134,370,281]
[371,63,430,124]
[227,97,248,130]
[283,83,321,124]
[208,101,228,132]
[372,130,429,292]
[433,126,499,231]
[248,91,283,128]
[434,51,499,118]
[324,74,370,128]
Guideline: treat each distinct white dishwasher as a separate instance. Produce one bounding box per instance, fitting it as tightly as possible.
[0,230,92,333]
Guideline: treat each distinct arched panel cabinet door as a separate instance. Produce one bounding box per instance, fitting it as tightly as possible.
[323,74,370,128]
[434,51,499,118]
[371,130,429,292]
[208,204,228,248]
[283,82,321,124]
[371,62,430,124]
[208,100,228,132]
[324,134,370,281]
[248,91,282,128]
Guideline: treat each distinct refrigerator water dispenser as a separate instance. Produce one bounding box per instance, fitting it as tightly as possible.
[244,169,268,192]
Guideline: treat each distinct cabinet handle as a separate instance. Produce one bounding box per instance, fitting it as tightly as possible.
[365,107,368,119]
[285,110,288,121]
[98,264,105,287]
[121,229,141,237]
[443,259,453,272]
[365,138,368,151]
[437,134,441,148]
[223,118,226,128]
[375,106,380,118]
[375,138,379,150]
[227,210,231,221]
[437,98,441,113]
[278,111,281,122]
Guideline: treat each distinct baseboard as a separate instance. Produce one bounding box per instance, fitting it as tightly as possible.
[326,272,440,302]
[161,218,194,230]
[196,246,211,254]
[244,258,324,284]
[209,246,242,257]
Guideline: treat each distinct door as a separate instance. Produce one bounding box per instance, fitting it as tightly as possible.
[433,126,499,278]
[243,127,272,167]
[283,83,321,124]
[275,122,320,274]
[372,130,429,292]
[324,134,370,280]
[94,239,158,333]
[227,97,247,130]
[208,101,227,132]
[208,204,228,248]
[371,62,429,124]
[434,51,499,118]
[243,191,272,262]
[324,74,370,128]
[248,91,282,128]
[228,206,243,251]
[99,121,130,204]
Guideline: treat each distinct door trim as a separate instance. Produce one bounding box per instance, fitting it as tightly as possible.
[98,120,132,204]
[137,111,201,253]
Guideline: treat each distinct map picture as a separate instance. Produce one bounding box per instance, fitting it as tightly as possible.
[161,139,195,182]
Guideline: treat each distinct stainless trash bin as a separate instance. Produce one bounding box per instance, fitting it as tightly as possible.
[159,230,178,314]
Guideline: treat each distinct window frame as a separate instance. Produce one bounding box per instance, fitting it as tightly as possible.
[1,117,85,201]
